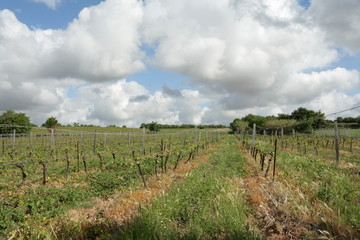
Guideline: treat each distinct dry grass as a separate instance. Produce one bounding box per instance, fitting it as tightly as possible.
[240,146,359,240]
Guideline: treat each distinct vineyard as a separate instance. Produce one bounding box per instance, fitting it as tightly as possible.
[0,127,359,239]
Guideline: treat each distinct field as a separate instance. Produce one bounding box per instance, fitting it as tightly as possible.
[0,127,359,239]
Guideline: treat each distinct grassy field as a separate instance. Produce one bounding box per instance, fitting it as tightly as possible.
[1,132,359,239]
[238,132,360,239]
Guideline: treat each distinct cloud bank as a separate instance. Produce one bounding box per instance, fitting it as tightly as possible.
[0,0,360,126]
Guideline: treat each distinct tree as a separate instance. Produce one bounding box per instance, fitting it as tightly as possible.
[290,107,325,131]
[230,119,248,133]
[291,107,315,121]
[148,122,160,132]
[242,114,267,130]
[42,116,59,128]
[294,120,313,133]
[0,110,31,134]
[278,113,291,120]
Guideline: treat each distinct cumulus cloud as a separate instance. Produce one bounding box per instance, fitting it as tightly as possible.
[42,0,145,81]
[280,68,360,104]
[143,0,338,94]
[42,80,209,127]
[1,0,360,127]
[308,0,360,52]
[0,1,146,124]
[141,0,360,115]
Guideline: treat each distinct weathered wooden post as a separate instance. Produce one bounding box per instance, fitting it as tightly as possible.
[128,132,130,147]
[292,129,295,139]
[1,136,4,156]
[252,123,256,146]
[272,138,277,182]
[50,128,54,147]
[194,126,197,144]
[142,127,145,155]
[76,141,80,172]
[334,121,340,163]
[103,133,107,146]
[93,130,97,154]
[263,129,266,141]
[12,129,16,149]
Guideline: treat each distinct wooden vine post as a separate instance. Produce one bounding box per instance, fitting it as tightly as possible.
[272,138,277,182]
[2,138,4,156]
[65,150,70,177]
[103,133,107,146]
[263,129,266,141]
[12,129,16,150]
[128,132,130,147]
[142,127,145,155]
[97,152,103,170]
[82,155,87,173]
[93,130,97,154]
[334,121,340,163]
[194,126,197,145]
[154,153,159,179]
[76,141,80,172]
[252,123,256,146]
[50,128,54,147]
[292,129,295,139]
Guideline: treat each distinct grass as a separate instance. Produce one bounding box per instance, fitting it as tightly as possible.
[109,136,259,240]
[0,130,222,239]
[272,149,360,235]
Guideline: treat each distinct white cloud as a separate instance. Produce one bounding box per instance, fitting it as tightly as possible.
[308,0,360,52]
[1,0,360,127]
[281,68,360,104]
[32,0,61,10]
[143,0,338,96]
[0,1,146,122]
[41,80,209,127]
[42,0,145,81]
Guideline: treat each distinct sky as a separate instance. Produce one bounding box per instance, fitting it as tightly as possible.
[0,0,359,127]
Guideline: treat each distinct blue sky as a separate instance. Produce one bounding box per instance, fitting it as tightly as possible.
[0,0,103,29]
[0,0,359,126]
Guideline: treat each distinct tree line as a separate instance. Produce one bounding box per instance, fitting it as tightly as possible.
[229,107,356,133]
[139,122,227,132]
[1,107,359,134]
[0,110,61,134]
